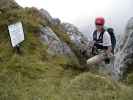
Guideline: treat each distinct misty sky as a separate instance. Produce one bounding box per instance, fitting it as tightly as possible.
[15,0,133,37]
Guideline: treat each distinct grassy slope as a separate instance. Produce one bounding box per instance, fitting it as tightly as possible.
[0,2,133,100]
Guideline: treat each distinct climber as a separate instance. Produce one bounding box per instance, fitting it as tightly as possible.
[87,17,116,65]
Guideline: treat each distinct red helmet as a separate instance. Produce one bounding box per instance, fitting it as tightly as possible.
[95,17,105,25]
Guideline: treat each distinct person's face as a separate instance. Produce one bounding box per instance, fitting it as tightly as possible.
[96,24,104,31]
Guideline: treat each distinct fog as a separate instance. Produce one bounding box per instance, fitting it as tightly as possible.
[15,0,133,37]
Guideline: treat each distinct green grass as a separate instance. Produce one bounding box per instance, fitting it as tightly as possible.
[0,34,132,100]
[60,72,133,100]
[1,57,133,100]
[0,30,81,100]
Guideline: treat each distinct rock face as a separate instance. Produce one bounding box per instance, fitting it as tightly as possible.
[40,9,61,26]
[61,23,86,44]
[39,7,95,62]
[113,17,133,79]
[40,26,75,56]
[52,18,61,26]
[40,9,53,23]
[38,9,76,56]
[61,23,93,58]
[39,10,93,60]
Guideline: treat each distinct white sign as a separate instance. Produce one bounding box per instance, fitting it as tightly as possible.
[8,22,24,47]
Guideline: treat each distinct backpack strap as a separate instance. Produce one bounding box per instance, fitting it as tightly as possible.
[93,30,105,44]
[98,31,104,43]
